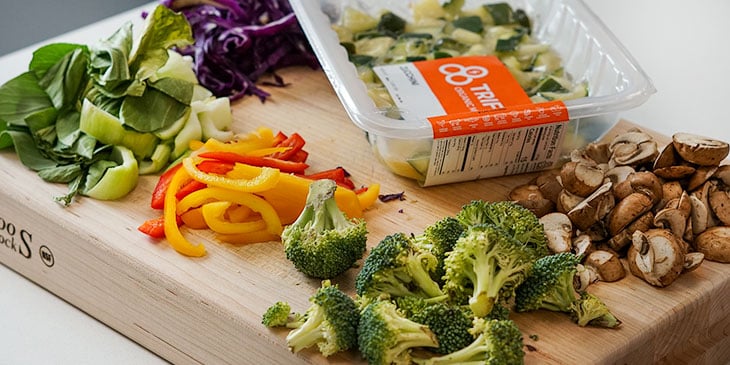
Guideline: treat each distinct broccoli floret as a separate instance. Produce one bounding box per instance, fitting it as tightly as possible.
[284,280,360,357]
[282,179,367,279]
[355,233,445,301]
[262,301,293,328]
[456,200,549,257]
[394,296,474,354]
[514,252,582,313]
[442,224,538,318]
[414,318,525,365]
[412,216,465,284]
[571,292,621,328]
[358,300,439,365]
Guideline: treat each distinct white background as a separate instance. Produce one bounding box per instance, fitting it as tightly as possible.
[2,1,730,364]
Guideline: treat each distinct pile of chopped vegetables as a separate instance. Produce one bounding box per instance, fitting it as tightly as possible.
[138,126,380,256]
[334,0,588,109]
[160,0,319,101]
[0,5,234,205]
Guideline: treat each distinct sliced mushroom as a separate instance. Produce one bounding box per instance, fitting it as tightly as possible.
[708,190,730,226]
[653,193,691,238]
[619,171,663,205]
[566,181,614,231]
[672,132,730,166]
[557,188,584,213]
[691,180,719,228]
[688,194,710,236]
[653,142,680,170]
[574,264,599,291]
[583,142,611,164]
[606,210,654,254]
[655,181,684,212]
[606,192,654,236]
[509,184,555,218]
[609,130,659,167]
[627,229,686,287]
[539,212,573,254]
[683,252,704,273]
[572,234,594,258]
[584,250,626,282]
[713,165,730,186]
[694,226,730,263]
[560,160,605,197]
[686,165,718,192]
[653,164,696,180]
[535,170,562,204]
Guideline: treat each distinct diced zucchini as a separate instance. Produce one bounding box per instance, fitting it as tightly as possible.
[377,12,407,36]
[355,36,395,58]
[452,15,484,34]
[450,28,483,45]
[539,82,589,101]
[342,7,379,33]
[411,0,445,23]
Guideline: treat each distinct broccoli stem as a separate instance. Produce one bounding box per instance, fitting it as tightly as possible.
[422,333,488,364]
[541,277,578,313]
[469,250,496,317]
[286,306,325,352]
[405,252,444,298]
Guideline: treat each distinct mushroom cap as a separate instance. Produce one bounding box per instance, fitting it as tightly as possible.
[672,132,730,166]
[627,229,685,287]
[695,226,730,263]
[607,192,654,236]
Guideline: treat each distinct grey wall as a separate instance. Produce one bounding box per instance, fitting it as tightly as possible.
[0,0,151,55]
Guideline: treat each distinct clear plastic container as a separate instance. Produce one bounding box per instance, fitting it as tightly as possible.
[291,0,655,184]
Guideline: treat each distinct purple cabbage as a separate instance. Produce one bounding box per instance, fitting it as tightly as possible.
[161,0,319,101]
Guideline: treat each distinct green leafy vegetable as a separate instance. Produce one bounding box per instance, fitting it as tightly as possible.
[0,5,232,205]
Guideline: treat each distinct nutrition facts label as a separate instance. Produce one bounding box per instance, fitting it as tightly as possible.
[424,122,566,186]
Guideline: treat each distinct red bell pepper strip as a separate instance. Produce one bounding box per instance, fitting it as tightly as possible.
[196,160,235,175]
[270,132,305,160]
[303,167,356,189]
[198,151,309,174]
[271,131,288,146]
[138,215,183,238]
[289,149,309,163]
[150,163,183,210]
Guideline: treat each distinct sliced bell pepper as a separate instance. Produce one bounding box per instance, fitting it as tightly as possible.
[138,216,167,238]
[201,201,268,234]
[303,167,356,189]
[151,163,183,210]
[183,156,280,192]
[270,132,305,160]
[357,183,380,210]
[176,187,282,235]
[198,151,309,174]
[180,207,207,229]
[164,167,206,257]
[289,149,309,163]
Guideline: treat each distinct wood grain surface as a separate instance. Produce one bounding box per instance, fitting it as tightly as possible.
[0,67,728,365]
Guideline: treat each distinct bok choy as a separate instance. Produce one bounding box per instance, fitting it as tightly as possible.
[0,5,233,205]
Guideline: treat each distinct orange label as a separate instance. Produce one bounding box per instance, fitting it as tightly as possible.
[414,55,533,116]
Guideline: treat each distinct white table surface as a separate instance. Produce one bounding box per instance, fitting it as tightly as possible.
[2,1,729,364]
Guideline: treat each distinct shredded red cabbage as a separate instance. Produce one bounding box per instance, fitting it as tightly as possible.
[160,0,319,101]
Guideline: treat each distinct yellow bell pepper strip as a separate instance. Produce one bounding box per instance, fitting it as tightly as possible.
[357,183,380,210]
[176,186,283,235]
[201,201,268,234]
[179,207,207,229]
[164,167,207,257]
[226,204,253,222]
[182,156,280,192]
[201,126,274,154]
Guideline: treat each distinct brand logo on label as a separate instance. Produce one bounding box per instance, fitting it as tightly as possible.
[438,63,489,86]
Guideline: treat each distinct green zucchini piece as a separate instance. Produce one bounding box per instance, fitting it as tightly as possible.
[377,12,407,36]
[452,16,484,34]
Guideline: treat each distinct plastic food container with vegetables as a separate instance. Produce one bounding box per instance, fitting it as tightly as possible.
[291,0,655,186]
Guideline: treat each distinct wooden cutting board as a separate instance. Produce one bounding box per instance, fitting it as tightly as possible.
[0,66,728,365]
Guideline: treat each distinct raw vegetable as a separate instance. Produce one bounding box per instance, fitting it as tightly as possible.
[0,5,234,205]
[161,0,319,101]
[139,127,380,256]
